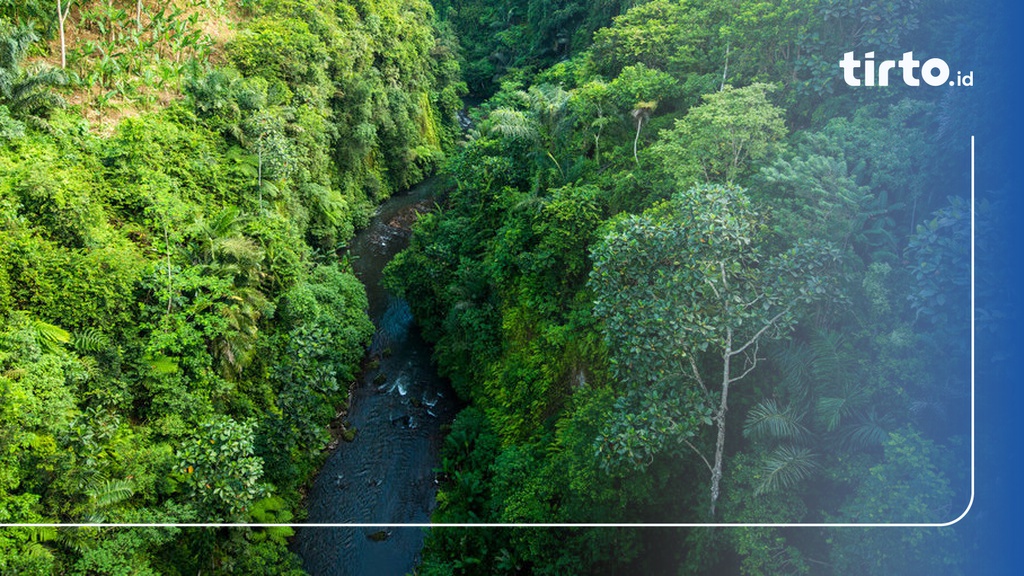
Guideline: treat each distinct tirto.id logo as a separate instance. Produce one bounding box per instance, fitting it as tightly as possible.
[840,52,973,87]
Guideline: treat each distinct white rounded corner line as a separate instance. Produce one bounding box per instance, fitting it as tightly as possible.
[938,134,977,529]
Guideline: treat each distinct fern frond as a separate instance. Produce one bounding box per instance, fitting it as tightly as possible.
[87,478,135,509]
[33,319,70,344]
[21,541,54,560]
[32,318,70,353]
[143,354,179,375]
[26,526,58,543]
[74,327,110,354]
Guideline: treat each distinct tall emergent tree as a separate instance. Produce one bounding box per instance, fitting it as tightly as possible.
[590,184,842,516]
[653,82,786,184]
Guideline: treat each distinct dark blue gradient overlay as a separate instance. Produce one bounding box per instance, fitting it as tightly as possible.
[961,0,1024,573]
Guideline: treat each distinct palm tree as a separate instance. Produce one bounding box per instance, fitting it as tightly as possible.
[742,331,893,496]
[185,207,271,380]
[489,84,572,183]
[0,21,65,118]
[743,399,819,495]
[630,100,657,166]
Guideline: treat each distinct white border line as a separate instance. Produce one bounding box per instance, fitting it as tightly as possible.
[0,138,977,529]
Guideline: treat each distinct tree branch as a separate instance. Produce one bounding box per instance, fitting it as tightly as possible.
[730,308,788,358]
[742,293,765,310]
[687,354,707,393]
[684,439,713,474]
[704,276,723,302]
[729,338,760,383]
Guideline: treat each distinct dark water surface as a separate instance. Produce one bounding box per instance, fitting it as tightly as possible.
[293,179,457,576]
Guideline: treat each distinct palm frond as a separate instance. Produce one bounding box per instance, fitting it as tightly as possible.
[815,380,870,432]
[755,445,819,496]
[809,330,857,390]
[57,526,96,554]
[838,410,893,450]
[744,399,809,441]
[489,108,537,141]
[776,340,815,403]
[26,526,58,544]
[0,23,65,117]
[21,541,54,560]
[209,206,242,238]
[0,22,36,73]
[816,396,849,432]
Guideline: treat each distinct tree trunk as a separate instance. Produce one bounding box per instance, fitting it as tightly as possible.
[57,0,67,69]
[720,42,730,91]
[709,328,733,518]
[165,221,173,314]
[633,116,643,167]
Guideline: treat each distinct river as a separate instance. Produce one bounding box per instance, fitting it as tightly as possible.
[292,178,458,576]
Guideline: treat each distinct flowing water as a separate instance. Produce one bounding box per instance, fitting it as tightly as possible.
[293,178,457,576]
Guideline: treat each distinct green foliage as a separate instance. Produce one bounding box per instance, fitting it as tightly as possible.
[719,454,809,576]
[0,21,65,119]
[757,104,939,266]
[433,0,635,96]
[906,195,972,333]
[0,2,50,27]
[588,183,841,519]
[590,0,727,79]
[0,1,976,574]
[177,416,265,521]
[652,83,787,184]
[796,0,929,99]
[0,0,463,572]
[591,184,840,391]
[828,429,964,575]
[264,264,373,481]
[434,407,499,521]
[229,17,328,87]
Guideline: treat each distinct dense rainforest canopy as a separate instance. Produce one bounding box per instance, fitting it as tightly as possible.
[0,0,461,572]
[0,0,986,574]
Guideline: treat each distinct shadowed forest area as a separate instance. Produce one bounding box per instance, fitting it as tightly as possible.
[0,1,989,574]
